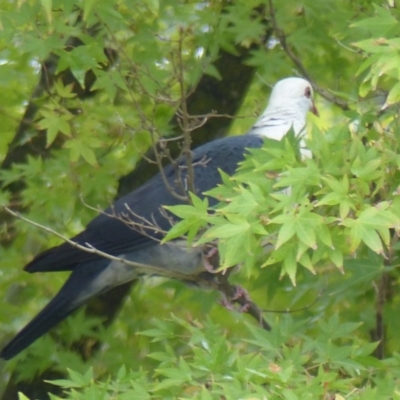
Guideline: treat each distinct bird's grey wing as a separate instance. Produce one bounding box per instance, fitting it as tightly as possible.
[0,135,265,360]
[25,135,264,274]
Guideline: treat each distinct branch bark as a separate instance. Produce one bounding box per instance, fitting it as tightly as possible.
[267,0,349,111]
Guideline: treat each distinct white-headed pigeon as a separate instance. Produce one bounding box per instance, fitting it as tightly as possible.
[0,77,317,359]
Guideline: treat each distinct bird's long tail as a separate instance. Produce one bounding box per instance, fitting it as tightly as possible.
[0,265,107,360]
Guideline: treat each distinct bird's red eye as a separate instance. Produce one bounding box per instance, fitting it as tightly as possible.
[305,87,312,98]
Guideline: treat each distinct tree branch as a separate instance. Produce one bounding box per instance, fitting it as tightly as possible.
[268,0,349,111]
[2,205,271,331]
[2,206,207,284]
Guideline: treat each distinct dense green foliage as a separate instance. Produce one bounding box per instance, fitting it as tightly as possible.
[1,0,400,399]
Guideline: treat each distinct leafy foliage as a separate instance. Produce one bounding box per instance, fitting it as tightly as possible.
[19,316,397,399]
[1,0,400,399]
[168,123,400,281]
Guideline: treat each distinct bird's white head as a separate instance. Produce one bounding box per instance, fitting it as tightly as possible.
[268,77,318,117]
[250,77,318,141]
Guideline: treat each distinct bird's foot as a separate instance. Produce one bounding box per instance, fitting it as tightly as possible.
[202,246,219,272]
[220,285,252,312]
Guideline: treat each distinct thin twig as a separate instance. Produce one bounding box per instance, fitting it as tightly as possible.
[96,13,191,202]
[268,0,349,111]
[373,273,387,359]
[3,206,205,283]
[261,292,322,313]
[176,27,196,195]
[371,233,398,359]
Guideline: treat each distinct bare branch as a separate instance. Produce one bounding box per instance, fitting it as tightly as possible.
[268,0,349,111]
[3,206,200,282]
[370,232,398,359]
[217,267,271,331]
[3,205,271,331]
[176,27,196,195]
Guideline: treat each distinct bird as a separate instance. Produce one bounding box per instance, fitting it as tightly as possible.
[0,77,318,360]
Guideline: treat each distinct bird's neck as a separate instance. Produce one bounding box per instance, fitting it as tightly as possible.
[247,105,311,159]
[249,105,307,140]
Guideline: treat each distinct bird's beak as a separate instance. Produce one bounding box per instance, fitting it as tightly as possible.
[311,101,319,117]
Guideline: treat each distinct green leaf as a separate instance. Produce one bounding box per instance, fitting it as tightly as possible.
[316,223,333,249]
[351,157,381,180]
[274,217,296,249]
[357,225,383,253]
[343,217,383,253]
[298,252,315,274]
[331,258,383,296]
[282,245,297,285]
[329,248,343,269]
[351,6,398,36]
[38,109,72,147]
[164,204,204,220]
[54,79,77,99]
[317,191,346,206]
[295,222,316,249]
[385,81,400,106]
[205,218,250,239]
[39,0,52,22]
[45,379,82,389]
[189,192,209,211]
[274,165,320,189]
[204,63,222,80]
[82,0,97,22]
[322,176,348,194]
[64,139,98,166]
[222,186,259,215]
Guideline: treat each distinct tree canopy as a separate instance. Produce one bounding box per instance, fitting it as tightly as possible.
[1,0,400,399]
